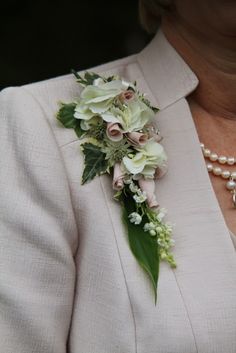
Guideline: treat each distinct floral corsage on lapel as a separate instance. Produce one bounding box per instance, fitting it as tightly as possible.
[56,70,176,303]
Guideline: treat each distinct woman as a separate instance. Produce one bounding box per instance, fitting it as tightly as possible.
[0,1,235,352]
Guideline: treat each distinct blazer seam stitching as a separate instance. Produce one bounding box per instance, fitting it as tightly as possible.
[99,176,137,353]
[172,270,199,353]
[60,138,81,149]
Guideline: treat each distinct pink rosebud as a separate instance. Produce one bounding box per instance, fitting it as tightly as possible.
[106,122,123,141]
[138,178,159,208]
[127,132,148,147]
[119,90,135,102]
[113,163,125,190]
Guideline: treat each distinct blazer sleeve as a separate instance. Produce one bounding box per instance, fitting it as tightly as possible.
[0,87,78,353]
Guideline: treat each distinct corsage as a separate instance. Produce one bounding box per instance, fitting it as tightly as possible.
[56,70,176,303]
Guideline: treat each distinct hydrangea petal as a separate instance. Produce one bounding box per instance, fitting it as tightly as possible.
[101,112,120,123]
[122,154,146,174]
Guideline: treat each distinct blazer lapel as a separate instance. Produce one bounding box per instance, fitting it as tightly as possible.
[136,29,236,252]
[100,29,236,351]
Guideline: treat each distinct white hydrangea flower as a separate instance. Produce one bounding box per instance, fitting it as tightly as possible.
[74,79,127,122]
[101,99,154,132]
[122,139,167,179]
[123,152,147,175]
[128,212,142,225]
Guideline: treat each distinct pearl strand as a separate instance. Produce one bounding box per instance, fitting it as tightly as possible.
[200,143,236,165]
[200,142,236,207]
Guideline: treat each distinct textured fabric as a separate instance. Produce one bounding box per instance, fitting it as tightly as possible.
[0,30,236,353]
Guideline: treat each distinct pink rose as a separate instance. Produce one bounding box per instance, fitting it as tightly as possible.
[127,132,148,147]
[106,122,123,141]
[138,178,159,208]
[112,163,125,190]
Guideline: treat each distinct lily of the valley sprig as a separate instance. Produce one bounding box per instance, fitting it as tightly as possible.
[56,70,176,303]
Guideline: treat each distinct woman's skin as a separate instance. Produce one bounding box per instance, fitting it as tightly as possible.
[161,0,236,235]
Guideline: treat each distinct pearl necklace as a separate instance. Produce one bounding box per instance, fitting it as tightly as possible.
[200,143,236,207]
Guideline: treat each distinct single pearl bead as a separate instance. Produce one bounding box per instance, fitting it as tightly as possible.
[231,171,236,180]
[227,157,235,165]
[203,149,211,157]
[226,180,236,190]
[222,170,231,179]
[209,153,218,162]
[200,143,205,149]
[213,167,222,176]
[206,163,213,172]
[218,156,227,164]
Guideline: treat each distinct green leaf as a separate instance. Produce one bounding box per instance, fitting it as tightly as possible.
[57,103,86,138]
[71,69,102,86]
[113,190,122,201]
[84,71,101,85]
[127,85,135,92]
[57,103,77,128]
[74,124,86,138]
[151,106,159,114]
[71,68,83,80]
[81,143,108,184]
[71,69,87,85]
[106,75,117,82]
[121,190,159,304]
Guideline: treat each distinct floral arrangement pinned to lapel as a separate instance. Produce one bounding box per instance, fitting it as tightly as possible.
[56,70,176,303]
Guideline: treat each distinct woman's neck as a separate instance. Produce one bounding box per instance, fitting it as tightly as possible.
[161,17,236,120]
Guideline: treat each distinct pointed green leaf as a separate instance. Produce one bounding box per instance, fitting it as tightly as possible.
[84,71,101,85]
[106,75,117,82]
[81,143,108,184]
[151,106,159,113]
[71,69,83,80]
[57,103,86,138]
[57,103,77,128]
[71,69,88,85]
[121,191,159,304]
[71,69,102,86]
[74,124,86,138]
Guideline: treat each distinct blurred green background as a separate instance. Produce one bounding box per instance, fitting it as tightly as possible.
[0,0,151,90]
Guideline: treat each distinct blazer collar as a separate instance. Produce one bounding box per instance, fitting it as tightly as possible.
[137,29,199,110]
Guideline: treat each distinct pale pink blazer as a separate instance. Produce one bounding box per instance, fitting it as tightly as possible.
[1,30,236,353]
